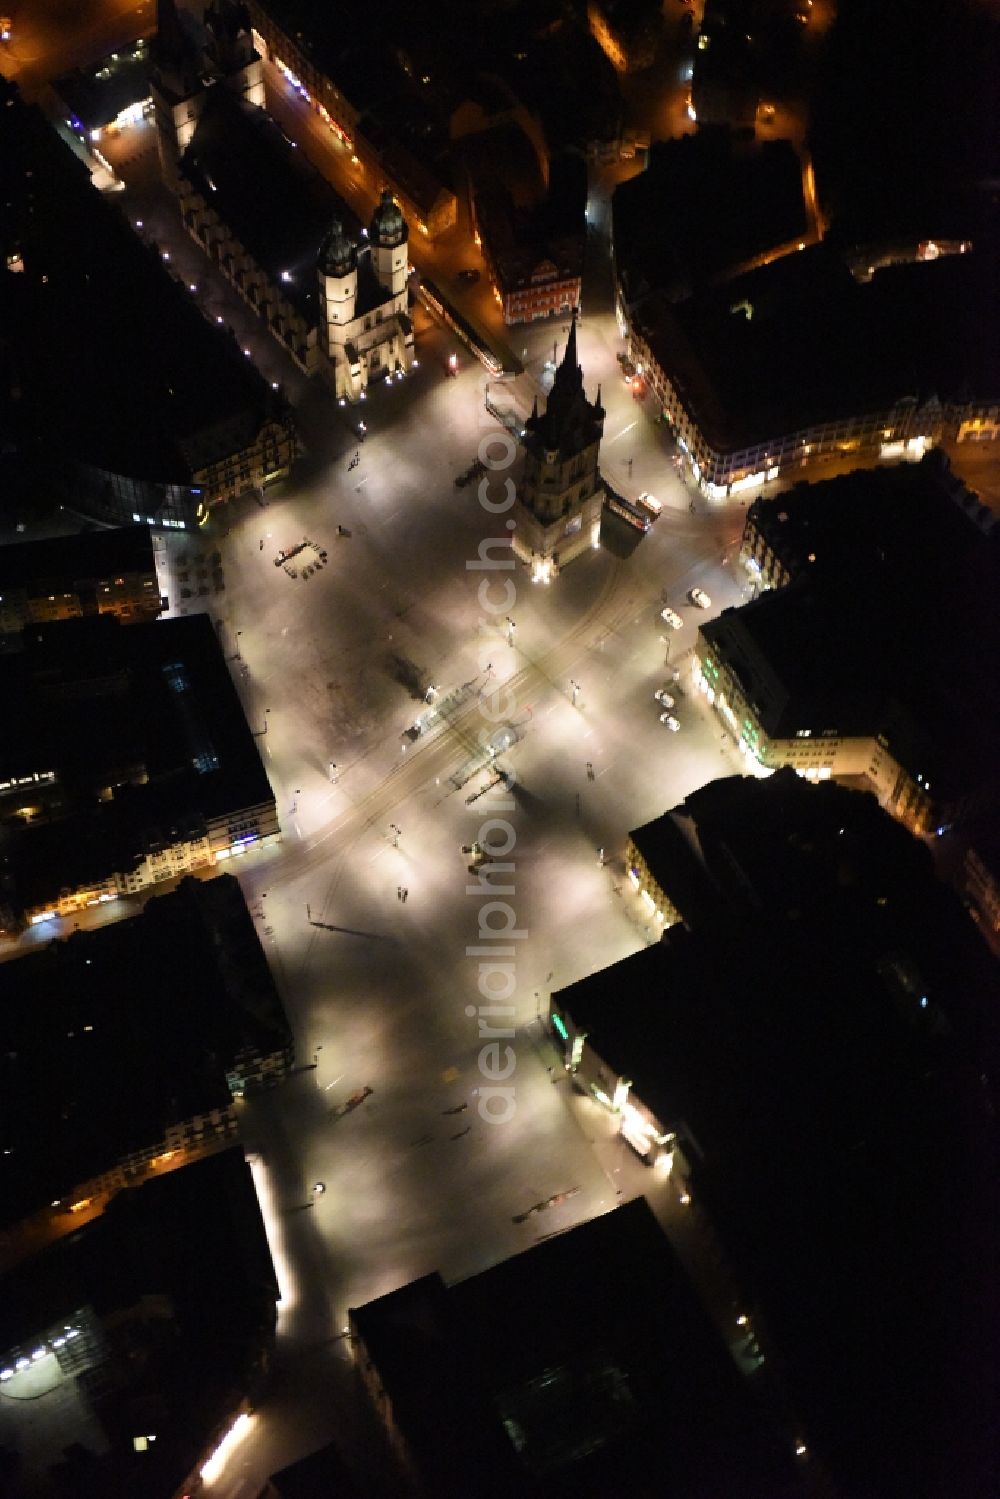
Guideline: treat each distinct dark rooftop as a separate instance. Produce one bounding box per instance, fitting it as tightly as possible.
[810,0,1000,245]
[352,1198,807,1497]
[613,130,806,302]
[476,185,584,296]
[0,612,275,914]
[181,86,361,321]
[0,1146,277,1499]
[0,523,156,595]
[745,450,999,583]
[49,40,151,132]
[350,1273,519,1496]
[634,239,1000,455]
[268,1442,362,1498]
[0,874,290,1227]
[558,775,999,1499]
[0,80,285,486]
[705,462,1000,795]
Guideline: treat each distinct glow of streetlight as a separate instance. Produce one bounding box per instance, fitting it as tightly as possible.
[200,1413,253,1483]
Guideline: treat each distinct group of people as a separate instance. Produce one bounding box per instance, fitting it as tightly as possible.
[396,886,410,903]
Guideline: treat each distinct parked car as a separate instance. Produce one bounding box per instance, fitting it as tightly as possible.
[654,689,675,708]
[660,713,681,731]
[689,587,712,609]
[637,491,662,517]
[660,607,683,629]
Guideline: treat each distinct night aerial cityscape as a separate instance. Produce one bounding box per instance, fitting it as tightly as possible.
[1,0,998,1494]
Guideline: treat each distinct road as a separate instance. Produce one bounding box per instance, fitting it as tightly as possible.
[0,0,154,95]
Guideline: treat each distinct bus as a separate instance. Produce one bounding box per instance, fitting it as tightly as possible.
[604,493,650,533]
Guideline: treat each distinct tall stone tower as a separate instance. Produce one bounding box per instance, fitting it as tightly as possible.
[317,220,358,390]
[513,313,605,580]
[203,0,264,108]
[151,0,264,191]
[149,0,206,189]
[369,190,409,306]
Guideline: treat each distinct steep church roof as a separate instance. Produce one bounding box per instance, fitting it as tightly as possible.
[370,188,407,247]
[319,218,357,277]
[523,311,604,459]
[150,0,205,100]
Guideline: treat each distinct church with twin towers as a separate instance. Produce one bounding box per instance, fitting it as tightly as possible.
[149,0,414,400]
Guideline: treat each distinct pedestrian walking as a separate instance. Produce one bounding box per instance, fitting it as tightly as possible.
[402,888,409,904]
[259,538,264,550]
[397,886,402,901]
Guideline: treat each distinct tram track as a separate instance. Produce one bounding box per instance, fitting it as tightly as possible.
[245,556,633,891]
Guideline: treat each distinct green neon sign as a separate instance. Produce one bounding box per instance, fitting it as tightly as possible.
[552,1014,569,1041]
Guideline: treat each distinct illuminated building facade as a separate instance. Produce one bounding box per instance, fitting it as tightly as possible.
[475,196,583,327]
[0,613,280,932]
[620,243,1000,496]
[0,876,292,1246]
[245,0,457,237]
[691,457,1000,834]
[0,525,163,642]
[549,944,685,1171]
[587,0,660,73]
[964,835,1000,952]
[512,315,605,581]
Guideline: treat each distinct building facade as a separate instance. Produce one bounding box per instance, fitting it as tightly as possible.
[691,637,935,828]
[965,841,1000,950]
[548,988,681,1171]
[245,0,457,237]
[627,301,952,496]
[624,831,683,929]
[489,247,581,327]
[621,246,1000,499]
[587,0,660,73]
[511,316,604,581]
[0,614,281,934]
[0,526,163,643]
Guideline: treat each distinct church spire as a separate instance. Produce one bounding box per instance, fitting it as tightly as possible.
[561,307,579,376]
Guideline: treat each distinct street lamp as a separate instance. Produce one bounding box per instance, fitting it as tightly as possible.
[253,708,270,737]
[389,823,402,847]
[570,679,580,706]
